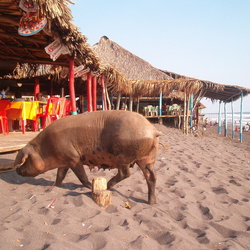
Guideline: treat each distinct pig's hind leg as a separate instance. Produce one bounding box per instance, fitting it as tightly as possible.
[71,161,92,189]
[107,163,132,189]
[136,161,157,205]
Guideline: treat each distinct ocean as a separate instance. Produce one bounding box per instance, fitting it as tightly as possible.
[205,112,250,126]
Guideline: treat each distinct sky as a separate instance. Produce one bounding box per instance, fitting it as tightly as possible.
[70,0,250,113]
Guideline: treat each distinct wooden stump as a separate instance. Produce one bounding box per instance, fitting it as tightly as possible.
[92,177,111,209]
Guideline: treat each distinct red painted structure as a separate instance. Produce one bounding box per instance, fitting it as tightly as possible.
[87,72,92,112]
[68,57,77,115]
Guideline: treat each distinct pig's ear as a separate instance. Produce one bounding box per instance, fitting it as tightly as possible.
[29,150,45,173]
[14,148,29,169]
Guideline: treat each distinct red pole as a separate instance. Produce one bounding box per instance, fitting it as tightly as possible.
[87,72,92,112]
[68,57,77,115]
[92,75,97,111]
[34,78,40,100]
[101,74,107,110]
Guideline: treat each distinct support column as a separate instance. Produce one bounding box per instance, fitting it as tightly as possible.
[68,57,77,115]
[100,74,107,110]
[189,94,193,127]
[92,75,97,111]
[159,89,162,116]
[231,99,235,139]
[87,72,92,112]
[60,87,65,97]
[34,78,40,100]
[239,93,243,142]
[129,96,133,111]
[116,92,121,110]
[218,101,222,134]
[224,102,228,136]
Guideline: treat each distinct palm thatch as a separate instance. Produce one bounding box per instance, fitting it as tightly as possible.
[0,0,100,77]
[92,36,250,102]
[92,36,171,81]
[161,70,250,102]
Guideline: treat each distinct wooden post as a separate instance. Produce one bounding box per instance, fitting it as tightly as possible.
[218,101,222,134]
[60,87,65,97]
[100,74,107,110]
[87,72,92,112]
[183,92,186,134]
[159,89,162,116]
[116,92,121,110]
[224,102,228,136]
[68,57,77,115]
[92,75,97,111]
[34,77,40,100]
[129,95,133,111]
[136,97,140,113]
[239,92,243,142]
[231,99,235,139]
[186,94,190,134]
[92,177,111,209]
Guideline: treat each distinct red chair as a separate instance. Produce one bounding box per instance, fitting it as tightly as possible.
[58,97,71,118]
[33,96,60,131]
[0,100,11,135]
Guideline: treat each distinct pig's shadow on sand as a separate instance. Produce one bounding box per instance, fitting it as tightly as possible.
[64,188,147,204]
[1,170,147,204]
[0,170,83,191]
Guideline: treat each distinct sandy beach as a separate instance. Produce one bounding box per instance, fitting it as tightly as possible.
[0,124,250,250]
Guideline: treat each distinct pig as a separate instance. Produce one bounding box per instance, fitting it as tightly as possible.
[15,110,161,204]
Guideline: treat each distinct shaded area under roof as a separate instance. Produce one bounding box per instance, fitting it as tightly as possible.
[0,0,99,76]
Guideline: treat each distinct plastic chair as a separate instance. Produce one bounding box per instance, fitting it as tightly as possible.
[33,96,60,131]
[0,100,11,135]
[58,97,71,118]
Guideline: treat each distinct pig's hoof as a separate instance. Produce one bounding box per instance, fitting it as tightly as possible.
[148,197,156,205]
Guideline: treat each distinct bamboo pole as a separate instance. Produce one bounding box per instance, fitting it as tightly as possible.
[186,94,190,135]
[231,99,235,139]
[218,101,222,134]
[224,102,228,136]
[116,92,121,110]
[129,95,133,111]
[136,97,140,113]
[159,89,162,116]
[100,75,107,110]
[239,93,243,142]
[183,92,187,134]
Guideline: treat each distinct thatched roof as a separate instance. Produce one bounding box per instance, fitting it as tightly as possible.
[92,36,171,81]
[0,0,100,78]
[161,70,250,102]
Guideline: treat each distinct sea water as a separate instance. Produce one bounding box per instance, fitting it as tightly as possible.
[205,112,250,126]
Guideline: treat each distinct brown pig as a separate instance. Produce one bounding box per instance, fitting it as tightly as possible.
[15,110,161,204]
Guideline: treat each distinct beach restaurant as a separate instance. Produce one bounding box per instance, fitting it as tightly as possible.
[92,36,250,141]
[0,1,250,142]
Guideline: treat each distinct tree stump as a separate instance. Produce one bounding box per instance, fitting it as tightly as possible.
[92,177,111,209]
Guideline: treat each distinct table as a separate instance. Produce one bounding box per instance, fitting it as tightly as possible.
[6,101,40,134]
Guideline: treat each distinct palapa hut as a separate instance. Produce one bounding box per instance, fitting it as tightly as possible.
[0,0,100,113]
[92,36,250,137]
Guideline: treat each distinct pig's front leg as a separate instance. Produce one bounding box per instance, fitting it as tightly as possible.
[55,168,69,187]
[71,161,91,189]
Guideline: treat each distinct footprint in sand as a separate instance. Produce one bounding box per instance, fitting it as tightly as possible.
[228,176,242,186]
[199,204,213,220]
[209,221,237,238]
[211,186,228,195]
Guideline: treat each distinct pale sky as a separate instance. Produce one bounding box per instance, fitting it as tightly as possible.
[70,0,250,113]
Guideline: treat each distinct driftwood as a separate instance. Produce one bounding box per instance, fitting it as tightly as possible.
[92,177,111,209]
[0,161,15,173]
